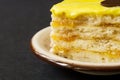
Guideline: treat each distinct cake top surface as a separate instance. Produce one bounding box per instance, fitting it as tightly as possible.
[50,0,120,18]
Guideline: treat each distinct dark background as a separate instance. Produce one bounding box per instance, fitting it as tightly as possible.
[0,0,120,80]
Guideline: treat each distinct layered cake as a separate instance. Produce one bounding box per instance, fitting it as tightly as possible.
[50,0,120,63]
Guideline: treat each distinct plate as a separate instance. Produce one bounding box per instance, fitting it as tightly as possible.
[31,26,120,75]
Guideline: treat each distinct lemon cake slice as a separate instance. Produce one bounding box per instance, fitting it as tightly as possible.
[50,0,120,63]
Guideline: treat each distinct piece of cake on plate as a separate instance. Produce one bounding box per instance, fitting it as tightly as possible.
[50,0,120,63]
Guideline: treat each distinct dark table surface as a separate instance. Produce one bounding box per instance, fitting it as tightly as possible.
[0,0,120,80]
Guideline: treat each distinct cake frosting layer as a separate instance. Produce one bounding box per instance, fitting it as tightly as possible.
[50,0,120,18]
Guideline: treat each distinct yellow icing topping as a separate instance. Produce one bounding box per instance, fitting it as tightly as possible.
[50,0,120,18]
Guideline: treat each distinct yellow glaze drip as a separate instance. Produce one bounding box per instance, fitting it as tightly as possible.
[50,0,120,18]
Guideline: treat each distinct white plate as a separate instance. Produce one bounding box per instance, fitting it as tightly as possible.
[31,26,120,75]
